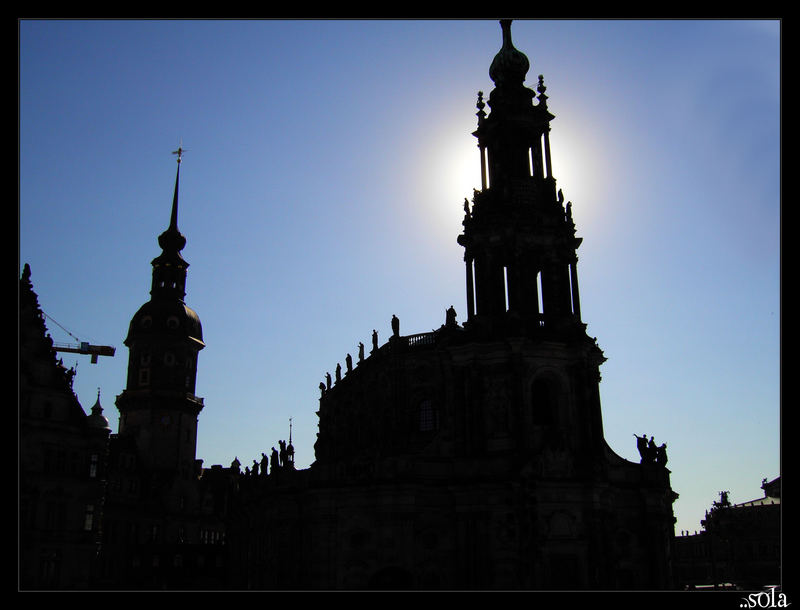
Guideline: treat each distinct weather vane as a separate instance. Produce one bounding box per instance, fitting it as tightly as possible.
[172,141,187,164]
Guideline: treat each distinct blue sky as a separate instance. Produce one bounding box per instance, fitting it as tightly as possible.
[19,19,780,537]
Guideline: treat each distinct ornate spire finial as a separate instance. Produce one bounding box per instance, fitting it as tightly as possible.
[489,19,530,88]
[172,140,187,164]
[158,144,187,253]
[476,90,486,124]
[169,143,185,230]
[537,74,549,108]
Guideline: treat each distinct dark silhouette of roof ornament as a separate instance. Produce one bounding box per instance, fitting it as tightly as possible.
[536,74,549,108]
[488,19,530,89]
[88,387,111,430]
[156,145,188,259]
[634,433,669,467]
[146,144,196,304]
[484,20,538,121]
[475,90,486,124]
[445,305,457,327]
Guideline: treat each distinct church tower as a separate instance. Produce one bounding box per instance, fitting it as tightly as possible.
[461,19,582,333]
[115,149,205,478]
[454,20,608,465]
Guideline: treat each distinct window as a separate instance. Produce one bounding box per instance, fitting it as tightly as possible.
[537,271,544,318]
[84,505,95,531]
[89,453,99,478]
[138,368,150,386]
[504,266,510,311]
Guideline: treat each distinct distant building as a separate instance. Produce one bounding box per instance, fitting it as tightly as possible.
[673,477,781,589]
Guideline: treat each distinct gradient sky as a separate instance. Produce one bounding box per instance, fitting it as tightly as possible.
[19,19,780,537]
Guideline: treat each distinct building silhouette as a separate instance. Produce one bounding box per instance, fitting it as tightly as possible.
[224,20,678,590]
[90,147,235,589]
[673,477,781,589]
[20,20,685,590]
[19,263,111,589]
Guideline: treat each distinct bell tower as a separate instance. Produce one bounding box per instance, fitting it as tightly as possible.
[460,19,583,335]
[115,148,205,477]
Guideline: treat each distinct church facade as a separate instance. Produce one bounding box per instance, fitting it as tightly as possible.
[19,21,678,590]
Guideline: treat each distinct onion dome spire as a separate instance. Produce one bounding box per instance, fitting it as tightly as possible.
[488,19,530,89]
[486,20,535,114]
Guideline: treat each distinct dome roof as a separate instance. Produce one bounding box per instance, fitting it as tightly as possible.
[125,297,204,348]
[87,390,111,430]
[489,20,530,89]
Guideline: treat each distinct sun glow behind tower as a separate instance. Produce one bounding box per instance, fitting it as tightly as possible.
[406,113,480,267]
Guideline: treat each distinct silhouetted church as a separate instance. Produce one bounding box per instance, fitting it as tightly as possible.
[19,21,678,590]
[225,20,678,590]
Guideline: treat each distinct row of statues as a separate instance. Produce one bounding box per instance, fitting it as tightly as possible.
[231,439,294,478]
[319,309,459,397]
[318,316,400,396]
[634,433,668,466]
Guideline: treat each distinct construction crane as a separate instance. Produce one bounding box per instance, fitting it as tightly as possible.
[52,341,115,364]
[44,311,115,364]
